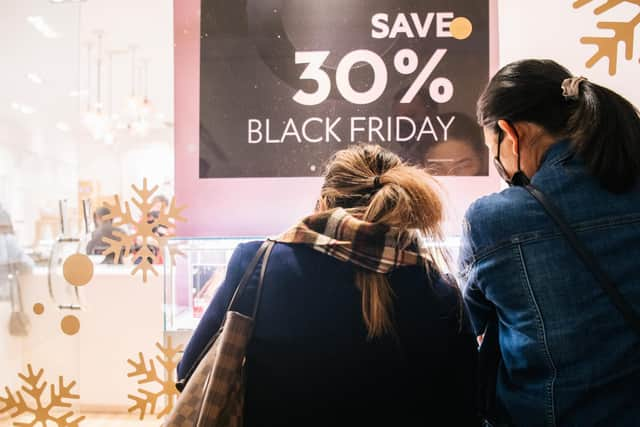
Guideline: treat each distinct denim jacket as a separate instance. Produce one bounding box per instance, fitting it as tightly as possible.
[459,140,640,427]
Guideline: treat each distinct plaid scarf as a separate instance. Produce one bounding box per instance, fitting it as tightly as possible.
[272,208,424,273]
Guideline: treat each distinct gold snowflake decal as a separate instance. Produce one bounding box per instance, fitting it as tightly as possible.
[102,178,186,282]
[574,0,640,75]
[0,365,85,427]
[127,337,184,420]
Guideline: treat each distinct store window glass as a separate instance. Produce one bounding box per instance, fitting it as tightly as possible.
[1,1,176,424]
[1,1,501,424]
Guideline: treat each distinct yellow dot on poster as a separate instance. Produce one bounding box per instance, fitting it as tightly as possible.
[61,315,81,336]
[450,17,473,40]
[33,303,45,315]
[63,254,94,287]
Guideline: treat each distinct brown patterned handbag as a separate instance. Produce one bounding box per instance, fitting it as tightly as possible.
[164,240,274,427]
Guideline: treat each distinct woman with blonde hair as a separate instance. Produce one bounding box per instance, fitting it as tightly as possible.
[178,144,478,426]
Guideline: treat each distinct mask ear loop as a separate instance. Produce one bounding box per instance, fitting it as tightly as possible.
[510,123,531,187]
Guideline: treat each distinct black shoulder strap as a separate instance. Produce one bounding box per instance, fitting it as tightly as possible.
[176,240,275,391]
[225,239,274,316]
[524,184,640,336]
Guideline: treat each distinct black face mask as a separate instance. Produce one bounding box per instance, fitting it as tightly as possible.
[494,123,530,187]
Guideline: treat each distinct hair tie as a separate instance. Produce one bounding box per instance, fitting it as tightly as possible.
[373,176,382,189]
[561,76,587,100]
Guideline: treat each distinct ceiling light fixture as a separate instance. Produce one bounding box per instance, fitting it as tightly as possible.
[27,16,59,39]
[103,132,115,145]
[69,89,88,97]
[56,122,71,132]
[27,73,44,84]
[11,103,36,114]
[126,45,140,116]
[83,31,113,142]
[139,58,153,118]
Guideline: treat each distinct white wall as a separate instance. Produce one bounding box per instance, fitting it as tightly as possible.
[498,0,640,106]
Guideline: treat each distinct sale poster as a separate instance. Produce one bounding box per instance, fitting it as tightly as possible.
[199,0,490,178]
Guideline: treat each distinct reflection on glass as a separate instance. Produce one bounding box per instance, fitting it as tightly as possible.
[163,238,262,333]
[424,112,489,176]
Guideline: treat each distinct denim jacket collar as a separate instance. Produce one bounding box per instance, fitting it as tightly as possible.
[539,139,573,169]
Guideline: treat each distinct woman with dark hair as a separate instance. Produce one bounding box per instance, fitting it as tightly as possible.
[459,59,640,426]
[178,144,479,426]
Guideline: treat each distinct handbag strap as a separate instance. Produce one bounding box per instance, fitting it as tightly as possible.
[7,264,18,312]
[477,313,500,419]
[224,239,274,317]
[252,240,274,318]
[524,184,640,336]
[176,240,274,391]
[12,265,24,314]
[3,235,22,313]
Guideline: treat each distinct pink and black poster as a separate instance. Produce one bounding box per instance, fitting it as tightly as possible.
[175,0,499,237]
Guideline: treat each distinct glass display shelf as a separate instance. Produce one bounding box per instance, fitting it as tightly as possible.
[162,237,263,338]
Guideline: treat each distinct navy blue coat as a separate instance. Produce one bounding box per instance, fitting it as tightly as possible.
[178,241,478,426]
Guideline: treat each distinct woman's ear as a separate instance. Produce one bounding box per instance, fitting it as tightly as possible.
[315,197,327,212]
[497,119,520,156]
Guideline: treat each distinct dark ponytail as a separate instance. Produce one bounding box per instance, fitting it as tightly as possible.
[477,59,640,193]
[566,82,640,192]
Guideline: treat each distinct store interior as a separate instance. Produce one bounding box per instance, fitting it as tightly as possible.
[1,0,174,424]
